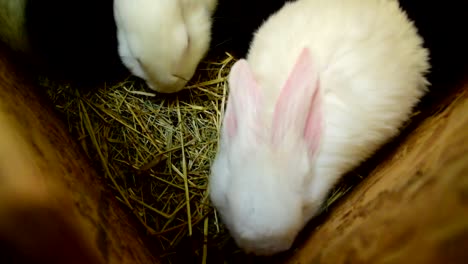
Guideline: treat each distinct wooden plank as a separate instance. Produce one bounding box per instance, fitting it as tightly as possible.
[286,81,468,264]
[0,45,160,263]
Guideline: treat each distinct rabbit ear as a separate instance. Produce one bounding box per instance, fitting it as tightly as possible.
[271,48,322,154]
[223,59,262,139]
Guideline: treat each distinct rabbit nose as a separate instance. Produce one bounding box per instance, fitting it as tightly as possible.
[169,77,188,92]
[145,77,187,94]
[168,74,189,91]
[172,74,189,82]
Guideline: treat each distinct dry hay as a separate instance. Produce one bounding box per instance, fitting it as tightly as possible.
[39,52,361,263]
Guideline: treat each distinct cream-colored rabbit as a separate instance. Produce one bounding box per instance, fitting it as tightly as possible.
[114,0,217,93]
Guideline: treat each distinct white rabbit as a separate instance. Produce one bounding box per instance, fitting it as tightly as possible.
[114,0,217,93]
[209,0,429,256]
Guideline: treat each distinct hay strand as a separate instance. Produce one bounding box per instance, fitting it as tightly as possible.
[41,53,237,262]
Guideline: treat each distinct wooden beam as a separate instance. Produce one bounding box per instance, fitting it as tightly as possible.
[0,45,160,263]
[286,81,468,264]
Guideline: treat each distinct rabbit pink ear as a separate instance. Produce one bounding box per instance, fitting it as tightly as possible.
[271,48,322,154]
[224,59,262,139]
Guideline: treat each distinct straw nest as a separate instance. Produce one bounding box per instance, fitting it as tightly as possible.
[39,53,360,263]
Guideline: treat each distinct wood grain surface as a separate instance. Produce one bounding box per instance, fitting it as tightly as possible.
[286,81,468,264]
[0,45,160,263]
